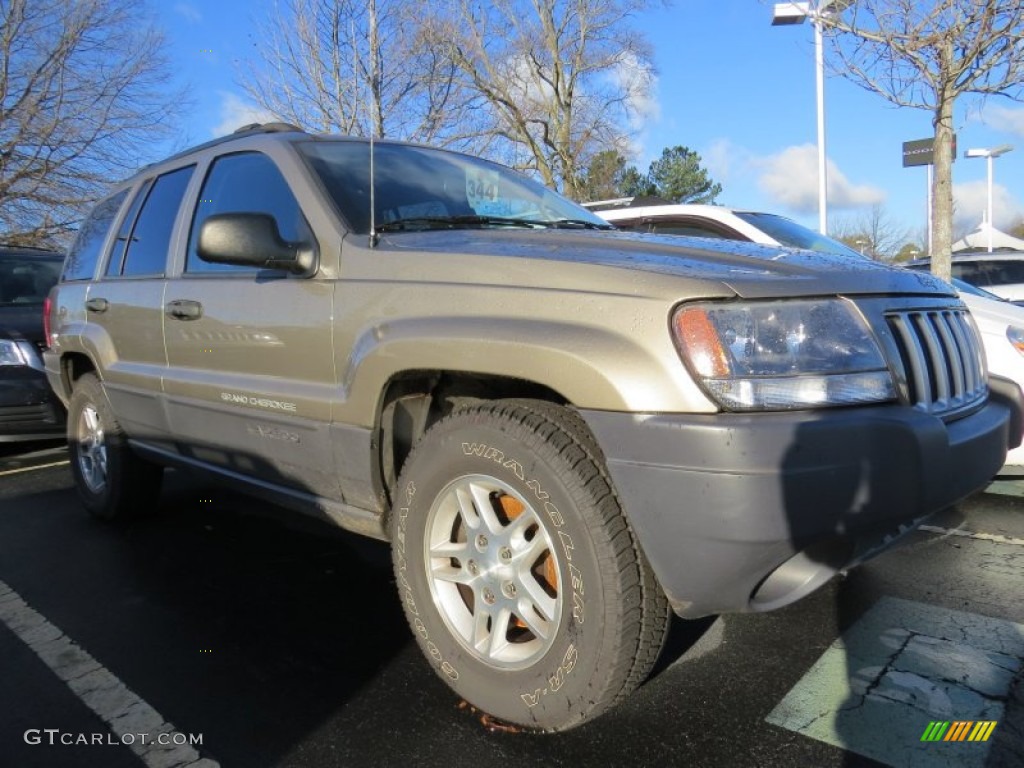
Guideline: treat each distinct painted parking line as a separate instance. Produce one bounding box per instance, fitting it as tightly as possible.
[919,525,1024,548]
[0,460,70,477]
[985,479,1024,498]
[0,580,218,768]
[766,597,1024,768]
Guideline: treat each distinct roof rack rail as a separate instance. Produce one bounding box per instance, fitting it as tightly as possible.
[232,122,305,135]
[0,242,58,252]
[580,195,672,212]
[134,122,308,176]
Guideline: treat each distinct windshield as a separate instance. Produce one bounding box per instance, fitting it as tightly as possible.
[735,212,863,258]
[0,254,62,306]
[952,277,1006,300]
[298,140,610,234]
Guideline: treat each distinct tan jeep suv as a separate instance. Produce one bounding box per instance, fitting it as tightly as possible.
[44,124,1022,731]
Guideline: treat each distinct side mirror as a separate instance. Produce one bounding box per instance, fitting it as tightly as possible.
[197,213,315,274]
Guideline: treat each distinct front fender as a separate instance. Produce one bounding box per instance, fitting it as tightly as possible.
[335,316,716,426]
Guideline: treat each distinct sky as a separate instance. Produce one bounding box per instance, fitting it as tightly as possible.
[155,0,1024,245]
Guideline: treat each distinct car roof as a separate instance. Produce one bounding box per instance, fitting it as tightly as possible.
[595,203,755,220]
[591,203,786,247]
[118,123,500,192]
[137,122,307,173]
[0,245,61,260]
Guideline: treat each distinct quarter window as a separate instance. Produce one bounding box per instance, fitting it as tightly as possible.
[62,190,128,281]
[106,180,152,276]
[187,152,308,273]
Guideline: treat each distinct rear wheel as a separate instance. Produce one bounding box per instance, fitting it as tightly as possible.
[68,373,163,520]
[391,400,668,731]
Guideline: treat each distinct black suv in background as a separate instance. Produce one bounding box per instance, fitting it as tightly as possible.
[0,246,65,441]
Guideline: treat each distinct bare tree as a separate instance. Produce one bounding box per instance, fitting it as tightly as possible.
[242,0,474,144]
[422,0,656,198]
[0,0,184,247]
[829,203,910,260]
[821,1,1024,280]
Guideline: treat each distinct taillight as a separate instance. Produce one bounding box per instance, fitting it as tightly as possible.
[43,296,54,348]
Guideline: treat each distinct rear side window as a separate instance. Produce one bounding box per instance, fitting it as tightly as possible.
[116,165,195,277]
[953,260,1024,288]
[187,152,308,273]
[607,218,643,232]
[952,263,987,285]
[62,190,128,281]
[649,221,735,239]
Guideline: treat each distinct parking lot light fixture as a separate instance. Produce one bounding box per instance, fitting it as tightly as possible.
[772,2,826,235]
[965,144,1014,253]
[771,1,853,236]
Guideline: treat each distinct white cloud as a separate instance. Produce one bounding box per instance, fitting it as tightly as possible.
[702,138,756,188]
[953,180,1024,232]
[608,52,658,158]
[210,92,277,138]
[981,104,1024,137]
[174,3,202,24]
[755,144,886,213]
[610,52,659,127]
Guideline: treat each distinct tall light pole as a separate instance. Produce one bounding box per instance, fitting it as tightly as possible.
[772,1,851,235]
[965,144,1014,252]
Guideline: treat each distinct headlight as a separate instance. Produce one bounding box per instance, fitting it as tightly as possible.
[0,339,39,369]
[672,299,896,410]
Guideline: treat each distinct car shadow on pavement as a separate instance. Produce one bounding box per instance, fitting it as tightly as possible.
[0,437,65,460]
[0,459,413,768]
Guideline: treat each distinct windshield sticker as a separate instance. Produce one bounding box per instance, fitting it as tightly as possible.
[466,169,507,215]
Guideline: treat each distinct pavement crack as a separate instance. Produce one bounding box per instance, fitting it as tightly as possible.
[795,708,834,730]
[841,630,918,714]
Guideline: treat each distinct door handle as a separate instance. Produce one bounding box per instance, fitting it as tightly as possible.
[165,299,203,321]
[85,298,109,313]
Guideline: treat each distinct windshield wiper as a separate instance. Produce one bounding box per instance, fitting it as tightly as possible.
[376,215,546,232]
[545,218,613,230]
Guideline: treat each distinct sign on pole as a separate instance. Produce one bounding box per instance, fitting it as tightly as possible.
[902,136,957,167]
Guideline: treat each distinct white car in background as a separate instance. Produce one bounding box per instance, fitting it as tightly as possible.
[908,251,1024,303]
[954,280,1024,473]
[586,198,865,258]
[589,199,1024,473]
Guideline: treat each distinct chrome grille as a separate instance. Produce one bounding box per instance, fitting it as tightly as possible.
[887,309,987,415]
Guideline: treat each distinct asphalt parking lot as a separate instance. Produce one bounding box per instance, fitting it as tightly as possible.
[1,441,1022,768]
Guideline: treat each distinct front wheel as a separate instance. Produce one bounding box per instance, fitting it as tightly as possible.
[391,400,668,731]
[67,373,163,520]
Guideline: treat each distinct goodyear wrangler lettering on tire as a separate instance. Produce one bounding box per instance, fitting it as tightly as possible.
[391,401,669,731]
[520,643,579,707]
[462,442,571,545]
[395,494,459,682]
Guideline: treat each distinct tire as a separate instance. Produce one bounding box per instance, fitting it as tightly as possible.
[390,400,669,731]
[67,373,163,520]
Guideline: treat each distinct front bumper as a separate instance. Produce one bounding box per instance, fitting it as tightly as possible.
[580,378,1022,618]
[0,368,67,442]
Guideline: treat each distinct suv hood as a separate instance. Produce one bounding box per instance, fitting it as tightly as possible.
[383,229,955,300]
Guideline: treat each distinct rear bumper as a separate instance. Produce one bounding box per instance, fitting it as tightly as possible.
[0,370,66,442]
[580,380,1022,618]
